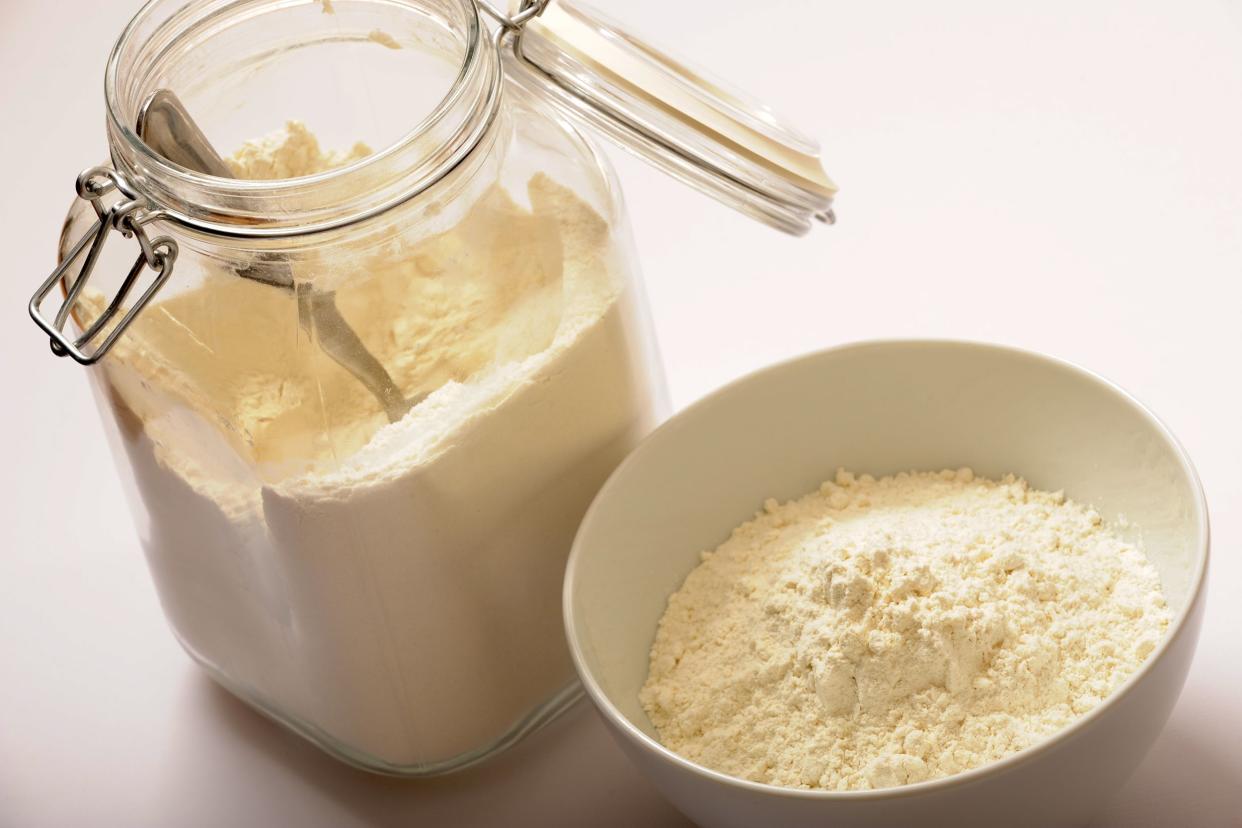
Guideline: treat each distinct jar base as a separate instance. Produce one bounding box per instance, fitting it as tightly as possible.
[179,637,585,777]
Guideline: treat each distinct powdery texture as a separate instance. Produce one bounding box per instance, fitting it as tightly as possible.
[84,123,657,767]
[641,469,1171,791]
[227,120,370,180]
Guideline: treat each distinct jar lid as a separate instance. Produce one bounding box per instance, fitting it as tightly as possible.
[501,0,836,235]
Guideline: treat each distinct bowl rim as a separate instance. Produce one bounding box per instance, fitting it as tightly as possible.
[563,337,1210,801]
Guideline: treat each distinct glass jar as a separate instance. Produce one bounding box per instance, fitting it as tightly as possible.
[29,0,834,775]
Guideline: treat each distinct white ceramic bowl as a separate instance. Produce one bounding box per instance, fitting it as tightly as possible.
[564,340,1208,828]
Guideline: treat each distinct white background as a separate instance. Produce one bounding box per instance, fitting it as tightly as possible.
[2,0,1240,825]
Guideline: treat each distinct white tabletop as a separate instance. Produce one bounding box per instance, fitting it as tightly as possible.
[3,1,1240,825]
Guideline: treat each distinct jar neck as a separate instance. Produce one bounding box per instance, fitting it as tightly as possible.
[104,0,502,238]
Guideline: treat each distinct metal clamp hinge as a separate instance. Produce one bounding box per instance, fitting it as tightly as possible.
[477,0,548,32]
[29,166,178,365]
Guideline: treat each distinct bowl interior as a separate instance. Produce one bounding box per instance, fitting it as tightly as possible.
[566,340,1205,745]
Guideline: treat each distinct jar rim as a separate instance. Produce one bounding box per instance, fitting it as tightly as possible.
[104,0,503,239]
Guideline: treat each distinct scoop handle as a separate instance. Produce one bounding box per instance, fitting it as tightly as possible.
[136,89,236,179]
[136,89,414,424]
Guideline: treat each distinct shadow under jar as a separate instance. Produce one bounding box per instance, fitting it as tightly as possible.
[30,0,835,775]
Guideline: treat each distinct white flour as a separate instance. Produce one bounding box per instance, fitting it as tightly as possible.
[87,123,657,767]
[641,469,1171,791]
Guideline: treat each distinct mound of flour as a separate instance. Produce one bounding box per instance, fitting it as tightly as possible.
[641,469,1171,791]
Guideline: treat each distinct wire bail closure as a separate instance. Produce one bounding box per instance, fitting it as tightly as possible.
[29,166,178,365]
[477,0,549,32]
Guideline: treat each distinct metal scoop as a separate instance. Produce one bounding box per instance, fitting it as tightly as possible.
[137,89,413,423]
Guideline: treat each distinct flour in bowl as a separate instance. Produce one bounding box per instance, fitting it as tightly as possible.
[640,469,1171,791]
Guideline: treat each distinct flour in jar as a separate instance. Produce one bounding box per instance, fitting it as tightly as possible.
[83,121,658,767]
[641,468,1171,791]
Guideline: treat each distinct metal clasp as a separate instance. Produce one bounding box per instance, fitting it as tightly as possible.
[29,166,178,365]
[477,0,548,32]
